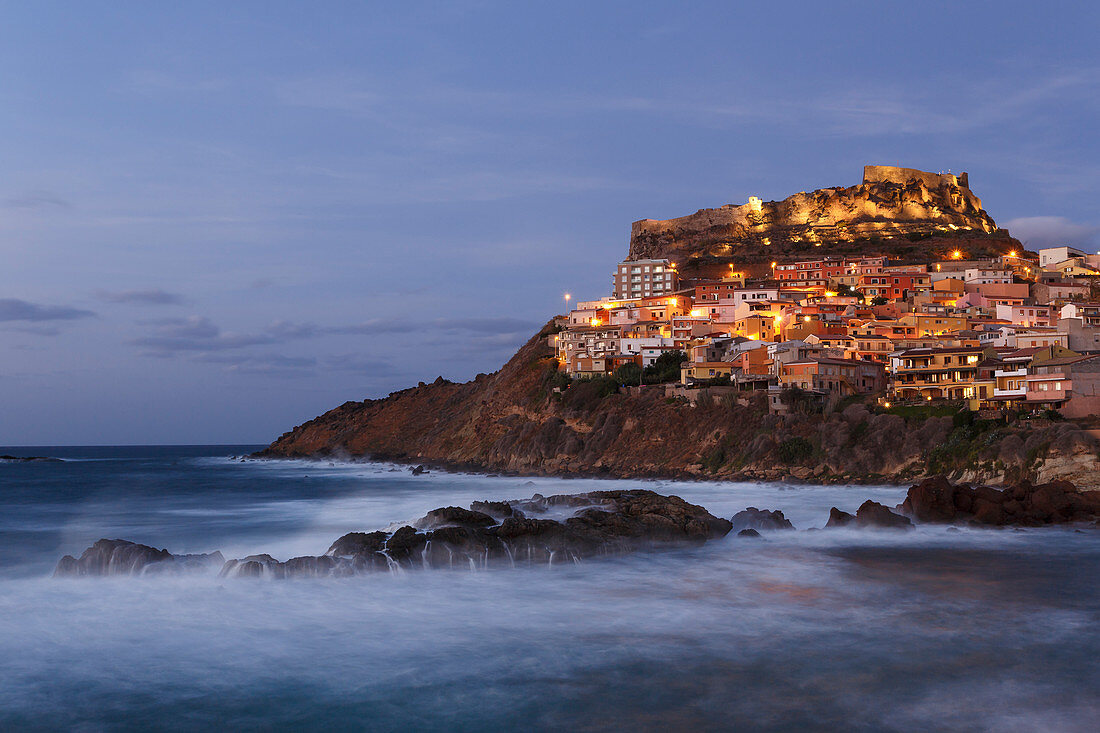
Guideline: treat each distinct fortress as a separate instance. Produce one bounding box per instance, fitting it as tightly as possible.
[628,165,999,264]
[862,165,969,191]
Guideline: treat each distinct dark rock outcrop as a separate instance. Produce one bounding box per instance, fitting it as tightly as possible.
[900,475,1100,526]
[0,454,62,463]
[824,502,912,530]
[737,528,762,538]
[54,539,224,577]
[214,489,733,579]
[414,507,496,530]
[731,507,795,531]
[853,500,913,530]
[825,508,854,528]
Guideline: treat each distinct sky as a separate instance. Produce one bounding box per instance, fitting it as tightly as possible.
[2,1,1100,445]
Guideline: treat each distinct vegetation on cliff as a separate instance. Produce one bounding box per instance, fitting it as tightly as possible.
[259,323,1100,489]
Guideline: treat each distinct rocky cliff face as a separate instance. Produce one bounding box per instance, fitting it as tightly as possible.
[629,165,1001,264]
[260,324,1100,489]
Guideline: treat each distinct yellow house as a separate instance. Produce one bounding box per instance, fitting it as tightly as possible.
[896,313,970,337]
[734,313,778,341]
[891,346,997,407]
[680,361,735,385]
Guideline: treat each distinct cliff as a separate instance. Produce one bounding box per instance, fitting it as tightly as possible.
[259,323,1100,489]
[629,165,1007,266]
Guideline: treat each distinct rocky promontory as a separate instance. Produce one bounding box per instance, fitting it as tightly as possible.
[257,323,1100,489]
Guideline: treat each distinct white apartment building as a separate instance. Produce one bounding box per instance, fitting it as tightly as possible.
[611,259,678,299]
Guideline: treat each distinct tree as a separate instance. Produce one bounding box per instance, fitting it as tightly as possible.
[835,283,864,301]
[870,296,889,306]
[614,362,642,385]
[643,350,688,384]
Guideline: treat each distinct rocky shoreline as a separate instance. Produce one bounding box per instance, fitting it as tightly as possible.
[55,478,1100,580]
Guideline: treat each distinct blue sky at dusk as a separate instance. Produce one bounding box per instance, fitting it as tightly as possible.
[2,1,1099,444]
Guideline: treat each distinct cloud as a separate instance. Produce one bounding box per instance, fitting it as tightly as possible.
[0,299,95,322]
[265,320,322,339]
[332,316,539,337]
[4,325,61,337]
[197,353,317,377]
[131,317,328,356]
[3,191,71,209]
[273,74,382,114]
[1003,216,1100,251]
[323,354,400,377]
[131,316,276,354]
[95,289,187,305]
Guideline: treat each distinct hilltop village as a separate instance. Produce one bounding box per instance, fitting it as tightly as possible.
[263,165,1100,487]
[556,231,1100,418]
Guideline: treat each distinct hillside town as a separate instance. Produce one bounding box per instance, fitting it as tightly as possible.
[554,245,1100,417]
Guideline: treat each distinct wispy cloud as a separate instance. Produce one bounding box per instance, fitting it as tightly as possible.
[196,352,317,377]
[332,316,538,336]
[0,299,95,322]
[3,191,71,209]
[132,316,278,355]
[1004,216,1100,251]
[95,289,187,305]
[323,353,400,377]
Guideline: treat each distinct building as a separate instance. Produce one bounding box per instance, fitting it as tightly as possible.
[1039,246,1087,267]
[611,259,678,299]
[778,357,885,394]
[995,304,1054,328]
[680,361,735,385]
[1032,280,1090,304]
[1058,317,1100,354]
[857,271,931,300]
[620,336,676,366]
[558,325,623,374]
[890,346,996,403]
[963,268,1013,285]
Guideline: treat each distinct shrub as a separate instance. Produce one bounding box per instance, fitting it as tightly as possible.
[643,350,688,384]
[777,437,813,464]
[701,445,726,473]
[562,375,618,411]
[613,363,642,385]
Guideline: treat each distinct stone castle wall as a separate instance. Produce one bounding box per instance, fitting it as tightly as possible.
[862,165,969,191]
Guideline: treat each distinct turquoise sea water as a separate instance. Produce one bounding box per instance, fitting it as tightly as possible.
[1,446,1097,731]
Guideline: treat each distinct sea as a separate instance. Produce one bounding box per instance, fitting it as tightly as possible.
[0,445,1097,732]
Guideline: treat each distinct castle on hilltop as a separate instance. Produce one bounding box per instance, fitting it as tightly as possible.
[628,164,996,263]
[862,165,969,191]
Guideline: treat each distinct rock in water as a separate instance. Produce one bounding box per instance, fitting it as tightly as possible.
[825,508,854,528]
[737,529,762,539]
[899,475,1100,526]
[414,507,496,530]
[59,490,733,580]
[216,489,734,578]
[853,501,913,530]
[731,507,795,531]
[54,539,224,577]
